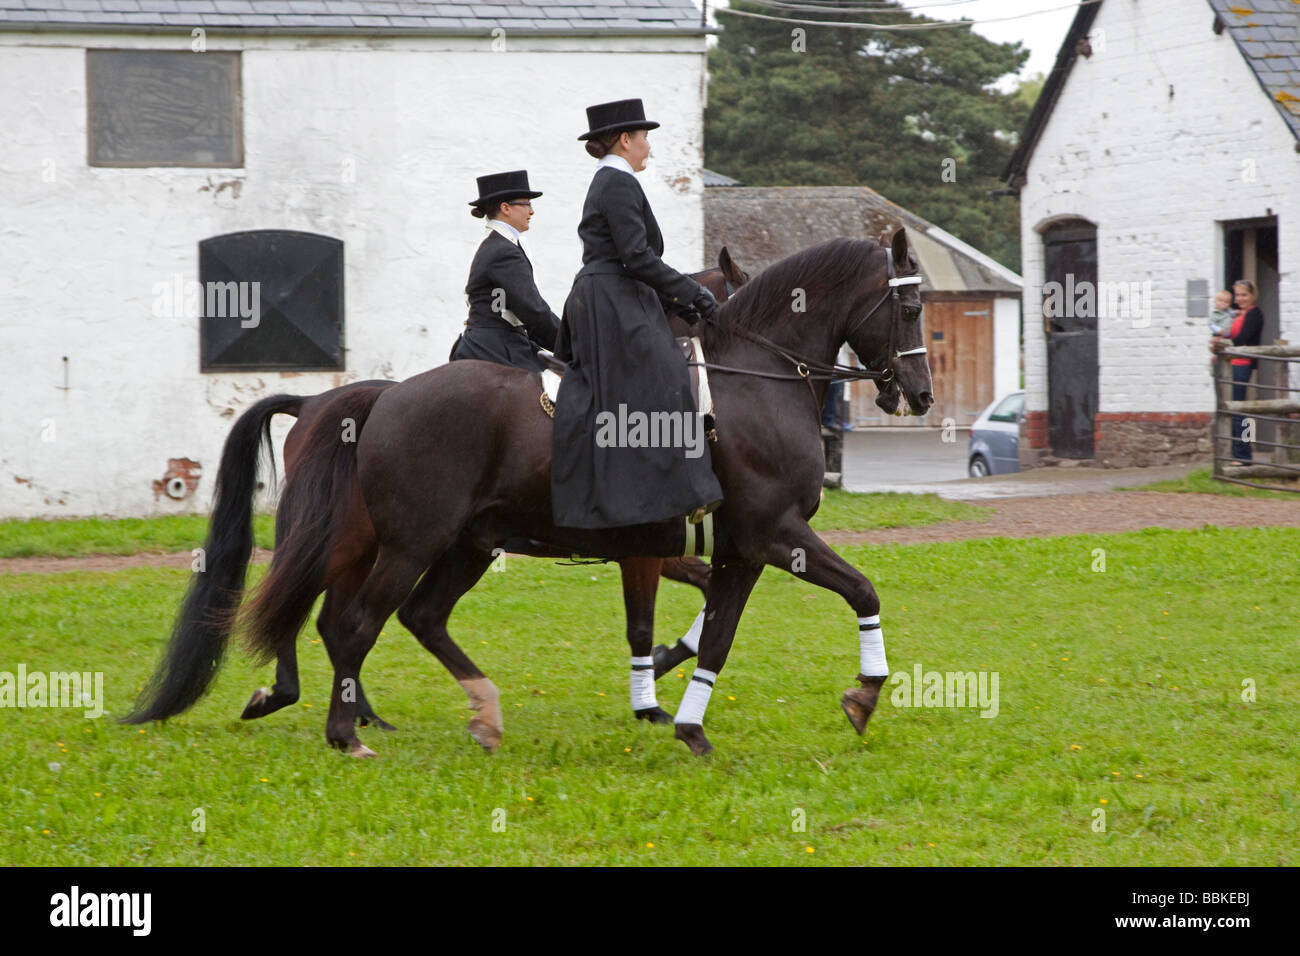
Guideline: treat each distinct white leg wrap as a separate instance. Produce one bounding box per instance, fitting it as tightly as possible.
[679,608,705,654]
[630,656,658,711]
[674,668,717,726]
[859,615,889,677]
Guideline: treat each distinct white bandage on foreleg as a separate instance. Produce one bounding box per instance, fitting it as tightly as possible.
[630,656,658,711]
[679,608,705,654]
[675,668,717,726]
[858,615,889,677]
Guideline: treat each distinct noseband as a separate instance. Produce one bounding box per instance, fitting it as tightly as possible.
[847,247,926,389]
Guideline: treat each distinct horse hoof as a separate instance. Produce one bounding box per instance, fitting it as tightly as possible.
[634,705,675,725]
[358,714,398,731]
[653,643,692,680]
[674,723,713,757]
[347,741,378,759]
[841,675,887,735]
[240,687,272,720]
[468,716,502,754]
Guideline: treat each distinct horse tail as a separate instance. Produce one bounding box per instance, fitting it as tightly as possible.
[241,385,386,665]
[124,394,305,724]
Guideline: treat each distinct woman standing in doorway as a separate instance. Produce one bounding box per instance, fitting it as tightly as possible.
[551,99,723,529]
[1211,279,1265,462]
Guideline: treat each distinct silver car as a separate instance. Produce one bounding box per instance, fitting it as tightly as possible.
[968,390,1024,477]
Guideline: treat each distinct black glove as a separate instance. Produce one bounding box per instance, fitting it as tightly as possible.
[691,286,718,321]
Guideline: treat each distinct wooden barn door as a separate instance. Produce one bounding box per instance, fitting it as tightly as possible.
[1043,220,1098,458]
[851,297,994,427]
[924,297,995,425]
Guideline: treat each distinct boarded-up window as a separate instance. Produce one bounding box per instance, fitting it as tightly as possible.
[199,231,345,372]
[88,50,242,167]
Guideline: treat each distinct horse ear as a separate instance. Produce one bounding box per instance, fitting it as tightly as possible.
[890,226,909,265]
[718,246,745,286]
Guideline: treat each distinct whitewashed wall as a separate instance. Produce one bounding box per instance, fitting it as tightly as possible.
[993,295,1020,399]
[1018,0,1300,419]
[0,30,707,517]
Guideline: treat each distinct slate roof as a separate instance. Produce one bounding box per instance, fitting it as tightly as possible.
[701,167,742,187]
[704,186,1022,295]
[1208,0,1300,141]
[0,0,708,34]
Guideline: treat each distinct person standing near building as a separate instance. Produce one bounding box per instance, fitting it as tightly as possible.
[1211,279,1265,462]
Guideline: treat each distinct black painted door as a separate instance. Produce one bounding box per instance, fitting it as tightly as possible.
[1043,221,1098,459]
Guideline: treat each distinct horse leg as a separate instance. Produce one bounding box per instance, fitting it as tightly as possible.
[324,549,425,756]
[394,539,502,752]
[240,551,393,729]
[317,555,397,731]
[765,520,889,735]
[239,643,300,720]
[673,558,764,756]
[652,557,709,679]
[619,558,673,725]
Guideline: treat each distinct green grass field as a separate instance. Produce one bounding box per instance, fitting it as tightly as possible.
[1123,467,1300,499]
[0,491,976,559]
[2,525,1296,865]
[0,514,278,559]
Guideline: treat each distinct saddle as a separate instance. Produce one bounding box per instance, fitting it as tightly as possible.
[537,338,716,442]
[532,338,717,557]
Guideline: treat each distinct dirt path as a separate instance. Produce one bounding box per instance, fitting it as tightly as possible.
[2,492,1297,575]
[819,491,1300,546]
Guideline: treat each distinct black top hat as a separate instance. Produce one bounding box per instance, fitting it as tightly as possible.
[469,170,543,217]
[578,98,660,141]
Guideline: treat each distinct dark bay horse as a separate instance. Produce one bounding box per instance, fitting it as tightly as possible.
[125,252,748,741]
[246,252,746,733]
[192,229,933,758]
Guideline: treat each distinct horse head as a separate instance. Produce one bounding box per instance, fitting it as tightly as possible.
[847,228,934,418]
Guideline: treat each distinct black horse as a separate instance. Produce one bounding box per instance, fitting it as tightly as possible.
[129,232,931,756]
[125,254,748,742]
[203,229,934,758]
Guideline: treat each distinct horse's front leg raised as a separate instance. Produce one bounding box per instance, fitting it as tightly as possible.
[673,557,764,756]
[652,557,709,678]
[618,558,674,725]
[765,520,890,735]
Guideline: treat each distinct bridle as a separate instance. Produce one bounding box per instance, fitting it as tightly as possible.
[691,245,926,411]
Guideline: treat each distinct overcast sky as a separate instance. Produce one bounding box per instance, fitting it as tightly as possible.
[915,0,1077,78]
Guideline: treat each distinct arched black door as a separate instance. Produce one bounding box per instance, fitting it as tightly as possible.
[1042,219,1098,459]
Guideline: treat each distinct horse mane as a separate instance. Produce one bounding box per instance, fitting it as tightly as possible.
[700,237,880,350]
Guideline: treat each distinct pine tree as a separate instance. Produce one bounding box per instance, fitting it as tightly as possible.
[706,0,1030,270]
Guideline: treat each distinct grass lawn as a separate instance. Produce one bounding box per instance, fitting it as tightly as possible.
[1123,467,1300,499]
[0,514,278,559]
[0,492,979,559]
[1,526,1296,865]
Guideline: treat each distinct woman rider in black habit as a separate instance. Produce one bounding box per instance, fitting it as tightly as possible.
[551,99,724,530]
[449,170,560,373]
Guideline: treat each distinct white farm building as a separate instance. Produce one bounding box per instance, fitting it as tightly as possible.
[0,0,711,517]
